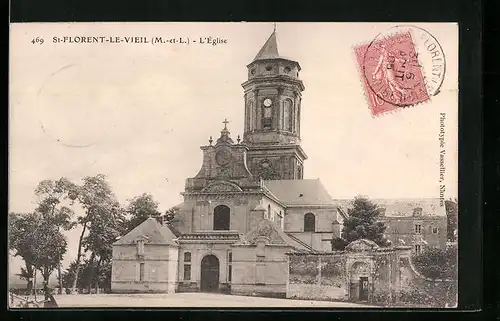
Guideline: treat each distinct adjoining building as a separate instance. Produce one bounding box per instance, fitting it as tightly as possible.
[376,199,447,254]
[335,198,447,255]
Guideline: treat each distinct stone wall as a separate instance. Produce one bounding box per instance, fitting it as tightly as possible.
[231,245,290,297]
[286,243,421,306]
[284,207,339,251]
[398,255,457,307]
[371,251,399,305]
[261,196,285,227]
[287,253,347,301]
[285,207,338,233]
[111,244,178,293]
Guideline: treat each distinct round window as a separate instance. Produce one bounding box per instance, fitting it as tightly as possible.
[265,65,273,71]
[250,69,256,75]
[284,66,291,73]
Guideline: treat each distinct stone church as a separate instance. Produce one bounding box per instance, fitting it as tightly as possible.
[111,30,347,297]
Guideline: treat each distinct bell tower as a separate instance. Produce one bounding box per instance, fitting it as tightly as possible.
[242,29,307,180]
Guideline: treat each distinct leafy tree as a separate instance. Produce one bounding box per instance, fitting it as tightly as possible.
[9,212,41,292]
[412,245,458,280]
[62,260,89,290]
[124,193,161,232]
[9,212,67,299]
[16,265,35,293]
[162,206,181,236]
[33,178,77,294]
[83,201,124,293]
[30,219,67,299]
[70,174,120,293]
[122,194,180,236]
[331,196,390,250]
[445,199,458,242]
[62,258,112,292]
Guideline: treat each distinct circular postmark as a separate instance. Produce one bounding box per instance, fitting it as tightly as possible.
[36,60,112,148]
[361,25,446,109]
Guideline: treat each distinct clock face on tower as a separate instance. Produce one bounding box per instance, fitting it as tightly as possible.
[215,150,232,166]
[263,98,272,107]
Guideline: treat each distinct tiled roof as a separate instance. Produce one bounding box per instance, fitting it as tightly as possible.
[263,179,334,206]
[333,198,446,217]
[114,217,177,246]
[252,31,280,62]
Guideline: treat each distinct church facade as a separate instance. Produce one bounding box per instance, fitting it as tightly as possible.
[111,31,346,297]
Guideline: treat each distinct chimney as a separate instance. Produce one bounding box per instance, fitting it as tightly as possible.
[413,207,423,217]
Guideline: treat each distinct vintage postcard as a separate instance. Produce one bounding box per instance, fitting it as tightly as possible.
[9,22,458,308]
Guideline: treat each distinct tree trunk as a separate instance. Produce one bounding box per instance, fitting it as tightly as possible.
[27,279,33,294]
[87,252,95,294]
[33,270,37,300]
[94,256,103,294]
[58,263,62,294]
[57,224,63,295]
[71,221,87,294]
[43,270,49,301]
[26,264,34,294]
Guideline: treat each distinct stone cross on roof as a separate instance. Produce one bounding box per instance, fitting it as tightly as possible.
[223,118,229,130]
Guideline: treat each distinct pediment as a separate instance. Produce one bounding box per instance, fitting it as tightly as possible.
[201,181,243,193]
[345,239,380,252]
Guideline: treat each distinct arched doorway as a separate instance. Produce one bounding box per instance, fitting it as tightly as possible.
[214,205,230,230]
[349,261,371,302]
[200,255,220,292]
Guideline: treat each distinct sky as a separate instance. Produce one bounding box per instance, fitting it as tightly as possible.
[9,22,458,277]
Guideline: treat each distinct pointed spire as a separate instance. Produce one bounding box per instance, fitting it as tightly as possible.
[252,29,280,62]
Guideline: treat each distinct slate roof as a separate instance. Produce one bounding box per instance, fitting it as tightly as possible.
[234,219,310,252]
[263,179,335,207]
[114,217,178,246]
[333,198,445,217]
[252,31,281,62]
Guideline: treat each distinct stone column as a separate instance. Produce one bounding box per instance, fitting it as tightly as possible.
[244,93,249,132]
[253,90,259,130]
[277,87,284,131]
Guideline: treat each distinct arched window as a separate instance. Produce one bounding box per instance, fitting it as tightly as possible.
[262,106,272,130]
[267,204,271,220]
[214,205,230,230]
[283,99,293,132]
[304,213,315,232]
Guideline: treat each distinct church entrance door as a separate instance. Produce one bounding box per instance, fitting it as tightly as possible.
[200,255,219,292]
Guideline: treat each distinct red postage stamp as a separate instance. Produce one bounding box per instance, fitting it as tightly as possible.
[355,30,431,116]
